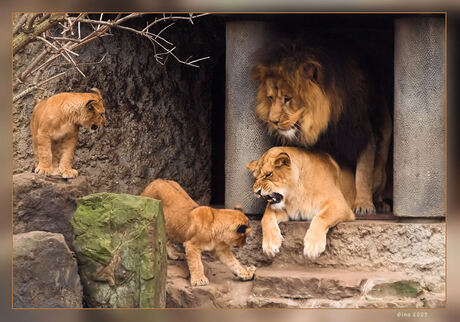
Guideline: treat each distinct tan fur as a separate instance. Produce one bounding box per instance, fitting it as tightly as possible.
[30,88,106,178]
[247,147,355,259]
[141,179,256,287]
[253,66,391,215]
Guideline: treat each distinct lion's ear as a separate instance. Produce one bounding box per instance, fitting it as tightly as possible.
[251,63,267,81]
[86,99,96,111]
[274,152,291,168]
[246,160,257,172]
[298,62,321,82]
[90,88,102,98]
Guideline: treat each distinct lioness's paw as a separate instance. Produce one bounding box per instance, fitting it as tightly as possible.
[353,200,376,215]
[60,168,78,179]
[190,276,209,287]
[238,265,256,281]
[303,230,327,260]
[262,232,283,257]
[34,165,53,176]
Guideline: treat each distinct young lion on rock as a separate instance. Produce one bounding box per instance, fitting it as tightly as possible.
[30,88,106,178]
[247,147,355,259]
[141,179,256,286]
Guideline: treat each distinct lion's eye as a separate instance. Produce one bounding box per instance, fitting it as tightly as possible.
[267,96,273,101]
[265,172,272,178]
[284,97,292,103]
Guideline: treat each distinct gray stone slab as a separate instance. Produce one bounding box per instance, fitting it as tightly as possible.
[225,21,276,214]
[394,16,446,217]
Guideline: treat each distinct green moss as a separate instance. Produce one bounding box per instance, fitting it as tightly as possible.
[71,193,167,308]
[368,281,422,299]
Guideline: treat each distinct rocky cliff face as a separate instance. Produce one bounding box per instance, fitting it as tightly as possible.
[13,16,225,204]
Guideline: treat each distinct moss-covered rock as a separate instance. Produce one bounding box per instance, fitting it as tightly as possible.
[71,192,167,308]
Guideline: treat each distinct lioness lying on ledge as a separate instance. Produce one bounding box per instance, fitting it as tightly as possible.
[247,147,356,259]
[141,179,256,286]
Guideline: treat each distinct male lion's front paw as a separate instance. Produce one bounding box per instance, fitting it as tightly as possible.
[303,229,327,260]
[353,199,376,215]
[190,275,209,287]
[262,231,283,257]
[34,165,53,176]
[60,168,78,179]
[238,265,256,281]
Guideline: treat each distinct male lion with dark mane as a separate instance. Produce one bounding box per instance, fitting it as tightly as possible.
[252,37,392,214]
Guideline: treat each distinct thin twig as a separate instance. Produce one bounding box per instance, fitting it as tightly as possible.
[13,72,66,102]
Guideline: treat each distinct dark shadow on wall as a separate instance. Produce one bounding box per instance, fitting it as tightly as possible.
[210,54,226,205]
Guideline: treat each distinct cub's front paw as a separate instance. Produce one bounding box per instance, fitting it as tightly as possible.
[190,275,209,287]
[262,231,283,257]
[168,252,185,261]
[303,229,327,260]
[238,265,256,281]
[60,167,78,179]
[34,165,53,176]
[353,199,376,215]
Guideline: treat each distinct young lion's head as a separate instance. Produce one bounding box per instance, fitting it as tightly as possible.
[246,148,296,211]
[200,207,252,247]
[252,42,342,146]
[80,88,107,131]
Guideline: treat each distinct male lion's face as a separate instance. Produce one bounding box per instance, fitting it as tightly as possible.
[246,149,292,211]
[253,60,332,147]
[257,78,304,142]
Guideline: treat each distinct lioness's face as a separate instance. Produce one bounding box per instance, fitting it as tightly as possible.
[246,150,292,210]
[81,98,107,132]
[256,78,303,142]
[216,209,252,247]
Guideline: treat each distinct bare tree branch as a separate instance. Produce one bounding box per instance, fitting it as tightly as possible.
[13,72,66,102]
[13,14,27,36]
[13,12,212,103]
[13,13,66,54]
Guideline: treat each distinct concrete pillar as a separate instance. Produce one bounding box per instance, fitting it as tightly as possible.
[225,21,275,214]
[394,16,446,217]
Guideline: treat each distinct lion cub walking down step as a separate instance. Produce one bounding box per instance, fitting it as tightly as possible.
[141,179,256,286]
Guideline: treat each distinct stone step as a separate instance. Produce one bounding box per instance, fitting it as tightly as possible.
[166,261,445,308]
[232,220,445,280]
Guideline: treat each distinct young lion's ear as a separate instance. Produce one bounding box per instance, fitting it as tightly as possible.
[90,88,102,97]
[86,99,96,111]
[274,152,291,168]
[246,160,257,172]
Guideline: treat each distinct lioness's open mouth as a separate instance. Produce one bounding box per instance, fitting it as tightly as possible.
[263,192,283,204]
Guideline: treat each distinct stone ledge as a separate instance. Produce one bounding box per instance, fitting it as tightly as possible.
[232,220,445,280]
[166,261,445,308]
